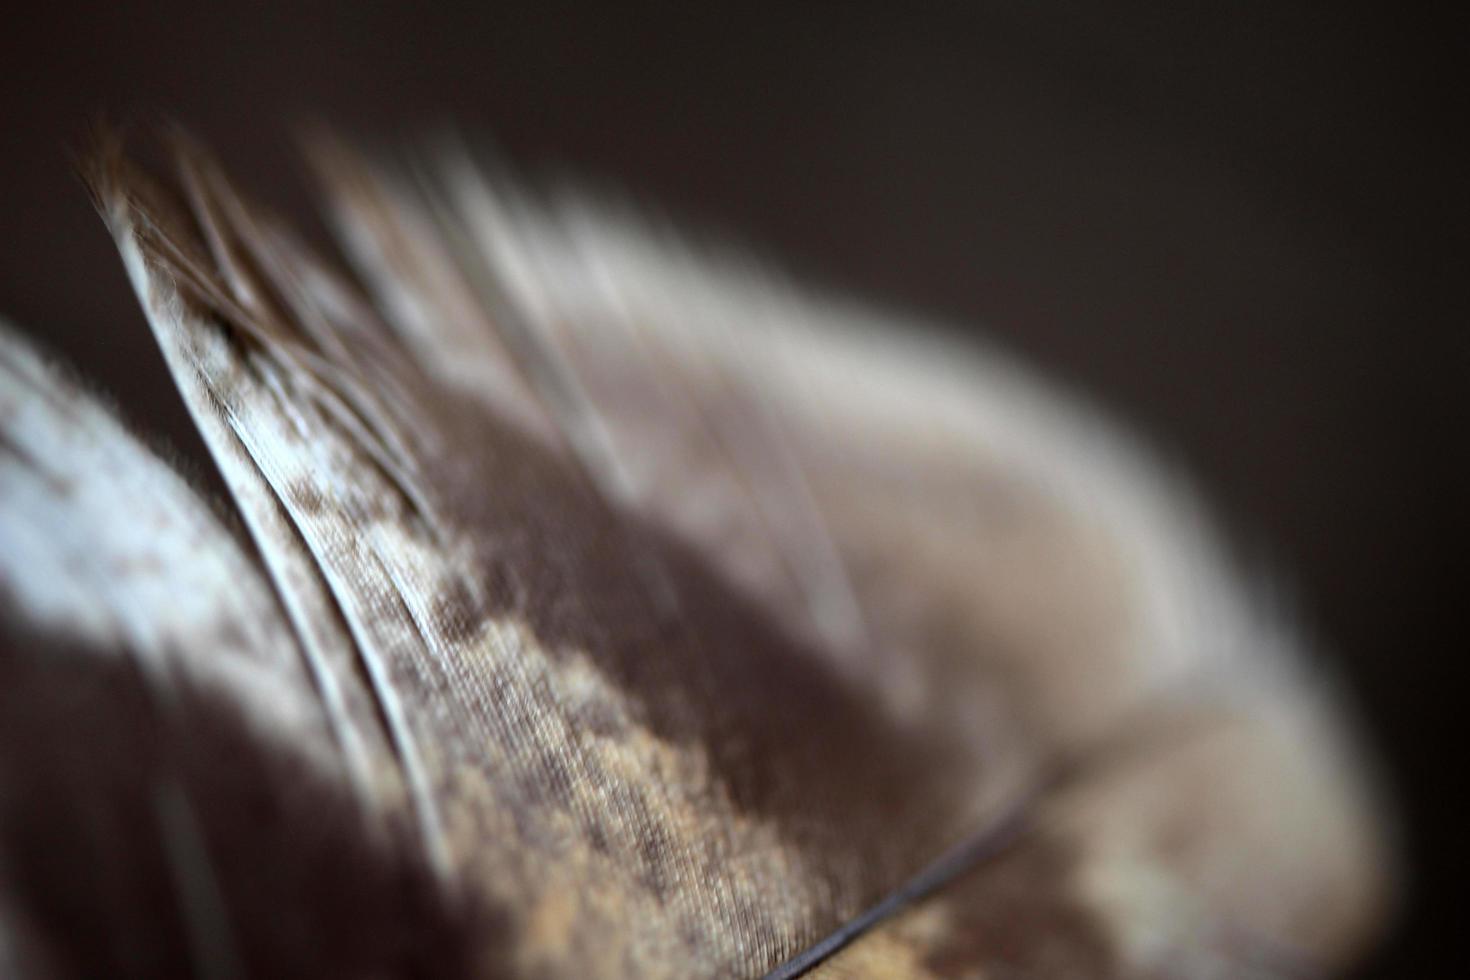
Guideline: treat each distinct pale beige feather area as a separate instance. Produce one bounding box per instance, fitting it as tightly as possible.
[0,129,1394,977]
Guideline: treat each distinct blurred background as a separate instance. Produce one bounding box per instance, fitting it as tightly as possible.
[1,3,1461,973]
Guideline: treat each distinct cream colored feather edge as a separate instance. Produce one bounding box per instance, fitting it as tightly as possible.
[0,130,1395,978]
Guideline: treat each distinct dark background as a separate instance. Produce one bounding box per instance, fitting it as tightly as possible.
[1,3,1461,974]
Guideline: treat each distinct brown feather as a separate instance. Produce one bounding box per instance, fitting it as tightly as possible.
[0,127,1395,977]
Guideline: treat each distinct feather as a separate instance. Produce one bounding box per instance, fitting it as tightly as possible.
[0,318,485,977]
[0,127,1394,977]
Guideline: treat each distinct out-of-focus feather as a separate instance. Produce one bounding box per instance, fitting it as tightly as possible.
[0,321,324,745]
[0,321,484,978]
[0,128,1394,977]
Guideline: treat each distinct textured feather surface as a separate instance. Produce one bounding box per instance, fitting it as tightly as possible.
[0,129,1394,977]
